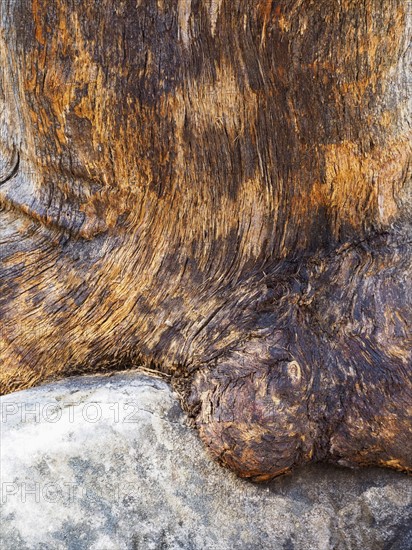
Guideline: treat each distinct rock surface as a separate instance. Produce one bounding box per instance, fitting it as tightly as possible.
[1,372,411,550]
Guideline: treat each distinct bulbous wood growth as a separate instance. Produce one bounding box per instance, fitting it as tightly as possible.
[0,1,411,480]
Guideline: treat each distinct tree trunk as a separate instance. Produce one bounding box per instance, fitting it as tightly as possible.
[1,1,411,480]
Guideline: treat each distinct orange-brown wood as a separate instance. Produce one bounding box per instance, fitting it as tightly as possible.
[1,0,411,479]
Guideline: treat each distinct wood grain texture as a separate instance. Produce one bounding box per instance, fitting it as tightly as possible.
[0,0,411,480]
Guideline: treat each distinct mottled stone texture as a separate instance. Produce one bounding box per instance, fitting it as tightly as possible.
[0,1,411,479]
[1,374,411,550]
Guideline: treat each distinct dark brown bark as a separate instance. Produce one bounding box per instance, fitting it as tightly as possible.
[0,1,411,480]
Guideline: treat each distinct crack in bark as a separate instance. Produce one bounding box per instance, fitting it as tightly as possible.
[0,149,19,187]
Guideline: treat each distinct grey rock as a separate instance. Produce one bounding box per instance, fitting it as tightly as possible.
[1,372,411,550]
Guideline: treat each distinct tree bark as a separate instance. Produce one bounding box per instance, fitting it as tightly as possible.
[1,1,411,479]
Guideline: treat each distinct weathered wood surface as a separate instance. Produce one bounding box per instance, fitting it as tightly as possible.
[0,1,411,480]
